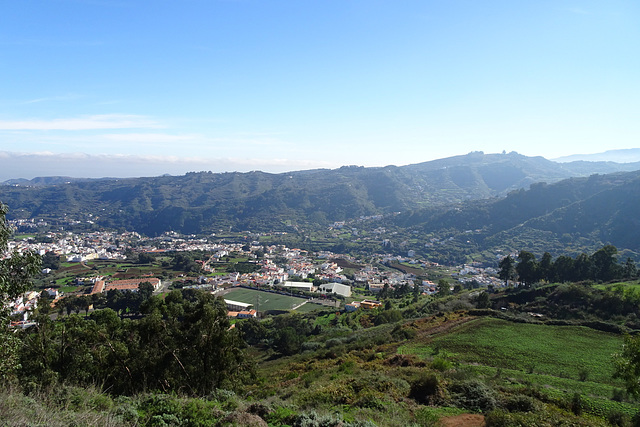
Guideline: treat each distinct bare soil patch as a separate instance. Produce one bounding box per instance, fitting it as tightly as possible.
[439,413,485,427]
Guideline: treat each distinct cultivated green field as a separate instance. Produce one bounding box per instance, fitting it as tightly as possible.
[400,317,623,385]
[398,317,636,416]
[594,280,640,292]
[224,287,309,312]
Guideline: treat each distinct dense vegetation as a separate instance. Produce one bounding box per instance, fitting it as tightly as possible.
[498,246,637,287]
[20,291,252,396]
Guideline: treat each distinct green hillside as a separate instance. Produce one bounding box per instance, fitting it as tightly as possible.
[2,152,639,238]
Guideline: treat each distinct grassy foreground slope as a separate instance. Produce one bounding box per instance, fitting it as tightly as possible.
[400,317,621,384]
[3,310,638,426]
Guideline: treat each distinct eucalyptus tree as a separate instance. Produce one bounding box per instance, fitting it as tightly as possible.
[0,204,41,382]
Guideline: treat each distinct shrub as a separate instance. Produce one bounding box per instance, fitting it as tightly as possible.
[484,409,510,427]
[338,360,356,374]
[578,367,589,382]
[430,357,452,372]
[608,409,629,427]
[246,402,271,419]
[211,389,239,411]
[450,380,497,412]
[111,397,140,424]
[504,394,538,413]
[325,338,345,348]
[569,393,583,416]
[291,410,341,427]
[266,406,297,425]
[301,341,322,352]
[354,391,385,411]
[612,388,626,402]
[139,394,182,424]
[409,373,441,405]
[414,407,441,427]
[149,413,180,427]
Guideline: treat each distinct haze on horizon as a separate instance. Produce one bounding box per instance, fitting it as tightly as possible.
[1,1,639,180]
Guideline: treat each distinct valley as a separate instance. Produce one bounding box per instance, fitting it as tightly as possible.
[2,153,640,426]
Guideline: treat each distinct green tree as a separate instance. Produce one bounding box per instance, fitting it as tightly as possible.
[273,327,303,356]
[181,293,251,393]
[237,317,267,346]
[0,204,41,382]
[624,257,638,279]
[41,251,61,270]
[437,279,450,297]
[138,281,155,303]
[412,283,421,302]
[538,252,553,282]
[137,252,155,265]
[591,245,620,282]
[573,253,593,281]
[516,251,538,287]
[475,291,491,309]
[498,255,516,286]
[613,334,640,398]
[552,255,575,282]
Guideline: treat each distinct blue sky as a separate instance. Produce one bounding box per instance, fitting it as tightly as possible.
[1,0,639,178]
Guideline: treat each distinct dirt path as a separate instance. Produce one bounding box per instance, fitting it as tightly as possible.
[439,414,485,427]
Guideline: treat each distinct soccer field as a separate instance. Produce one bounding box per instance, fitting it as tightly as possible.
[224,288,308,312]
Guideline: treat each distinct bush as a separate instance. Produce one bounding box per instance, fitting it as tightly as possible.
[354,391,385,411]
[450,380,497,412]
[430,357,452,372]
[409,373,441,405]
[325,338,345,348]
[266,406,297,425]
[414,407,441,427]
[608,409,629,427]
[301,341,323,352]
[569,393,583,416]
[111,396,141,424]
[578,367,589,382]
[504,394,538,413]
[139,394,182,423]
[338,360,356,374]
[484,409,511,427]
[612,388,626,402]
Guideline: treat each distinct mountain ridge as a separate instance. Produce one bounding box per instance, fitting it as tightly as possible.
[2,153,640,256]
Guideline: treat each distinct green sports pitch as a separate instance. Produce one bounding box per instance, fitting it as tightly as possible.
[224,287,310,312]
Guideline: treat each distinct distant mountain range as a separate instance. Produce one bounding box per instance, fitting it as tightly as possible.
[1,151,640,259]
[393,169,640,260]
[553,148,640,163]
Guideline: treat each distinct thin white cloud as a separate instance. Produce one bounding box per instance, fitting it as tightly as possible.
[101,133,203,144]
[3,151,330,168]
[0,151,335,181]
[0,114,162,130]
[21,94,83,105]
[0,129,294,154]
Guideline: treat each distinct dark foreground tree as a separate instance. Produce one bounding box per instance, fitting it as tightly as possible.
[20,289,253,395]
[0,204,41,382]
